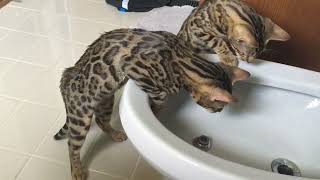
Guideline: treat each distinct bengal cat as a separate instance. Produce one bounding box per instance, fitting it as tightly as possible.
[178,0,291,66]
[54,28,250,180]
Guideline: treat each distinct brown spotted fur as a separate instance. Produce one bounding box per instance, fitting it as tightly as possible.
[178,0,290,66]
[54,28,249,180]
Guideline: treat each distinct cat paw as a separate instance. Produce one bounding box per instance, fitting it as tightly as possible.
[221,58,239,67]
[111,131,128,142]
[218,54,239,67]
[71,170,86,180]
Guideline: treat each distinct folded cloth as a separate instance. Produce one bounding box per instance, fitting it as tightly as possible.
[135,6,194,34]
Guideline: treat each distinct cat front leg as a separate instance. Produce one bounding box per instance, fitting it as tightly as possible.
[213,40,239,67]
[219,54,239,67]
[148,91,167,115]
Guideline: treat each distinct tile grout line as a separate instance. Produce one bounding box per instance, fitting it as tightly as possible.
[89,169,128,180]
[7,4,57,13]
[0,56,48,69]
[0,26,89,46]
[0,94,20,124]
[0,8,123,36]
[23,115,128,180]
[0,94,63,110]
[65,0,78,62]
[0,30,9,41]
[0,146,32,157]
[83,131,126,179]
[80,129,131,180]
[0,26,67,40]
[32,112,64,154]
[15,112,64,180]
[0,100,23,128]
[129,155,142,180]
[14,154,33,180]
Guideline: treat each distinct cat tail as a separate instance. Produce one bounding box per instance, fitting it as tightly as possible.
[54,122,69,140]
[54,67,78,140]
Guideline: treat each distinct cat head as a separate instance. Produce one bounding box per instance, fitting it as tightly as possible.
[229,19,290,63]
[198,0,290,63]
[186,63,250,112]
[225,1,290,62]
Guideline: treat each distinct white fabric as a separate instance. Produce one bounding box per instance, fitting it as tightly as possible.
[122,0,129,10]
[134,6,194,34]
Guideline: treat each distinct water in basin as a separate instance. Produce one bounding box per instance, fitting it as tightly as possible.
[158,82,320,179]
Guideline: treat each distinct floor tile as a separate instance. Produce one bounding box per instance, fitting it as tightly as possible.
[9,0,67,14]
[0,102,60,153]
[0,30,72,67]
[0,6,31,30]
[70,17,121,44]
[87,132,139,179]
[119,12,146,28]
[88,0,106,4]
[131,157,166,180]
[19,12,70,40]
[0,149,29,180]
[0,28,8,40]
[35,116,102,164]
[0,6,70,39]
[0,96,19,126]
[0,61,65,107]
[71,42,88,62]
[67,0,121,25]
[0,58,16,79]
[17,157,125,180]
[88,171,125,180]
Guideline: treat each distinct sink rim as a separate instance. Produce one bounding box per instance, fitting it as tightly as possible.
[119,59,320,180]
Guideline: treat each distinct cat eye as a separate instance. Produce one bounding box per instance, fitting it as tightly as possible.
[235,39,245,44]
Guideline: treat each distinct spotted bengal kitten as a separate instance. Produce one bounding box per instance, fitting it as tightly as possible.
[178,0,291,66]
[54,28,250,180]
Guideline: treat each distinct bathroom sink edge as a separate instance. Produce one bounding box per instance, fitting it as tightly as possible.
[119,59,320,180]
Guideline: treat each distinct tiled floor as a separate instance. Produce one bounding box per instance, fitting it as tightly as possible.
[0,0,165,179]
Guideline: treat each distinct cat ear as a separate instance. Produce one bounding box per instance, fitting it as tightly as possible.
[199,0,206,6]
[230,67,250,84]
[219,63,251,84]
[264,17,290,44]
[232,24,258,48]
[210,87,238,103]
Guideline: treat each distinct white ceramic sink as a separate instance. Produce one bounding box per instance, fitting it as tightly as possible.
[119,56,320,180]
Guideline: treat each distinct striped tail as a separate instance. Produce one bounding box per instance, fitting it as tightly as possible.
[53,122,69,140]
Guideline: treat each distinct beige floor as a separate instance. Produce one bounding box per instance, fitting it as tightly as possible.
[0,0,166,179]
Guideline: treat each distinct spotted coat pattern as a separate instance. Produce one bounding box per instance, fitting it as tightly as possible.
[178,0,270,66]
[54,28,235,180]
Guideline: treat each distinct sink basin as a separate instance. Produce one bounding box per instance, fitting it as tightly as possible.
[119,56,320,180]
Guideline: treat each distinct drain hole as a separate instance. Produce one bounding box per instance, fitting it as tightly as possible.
[277,165,294,176]
[271,158,301,177]
[199,136,209,146]
[193,135,211,152]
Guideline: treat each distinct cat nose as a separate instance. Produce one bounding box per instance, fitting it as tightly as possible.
[215,108,223,112]
[247,56,256,63]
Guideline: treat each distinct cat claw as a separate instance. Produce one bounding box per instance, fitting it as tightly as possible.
[111,131,128,142]
[71,171,86,180]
